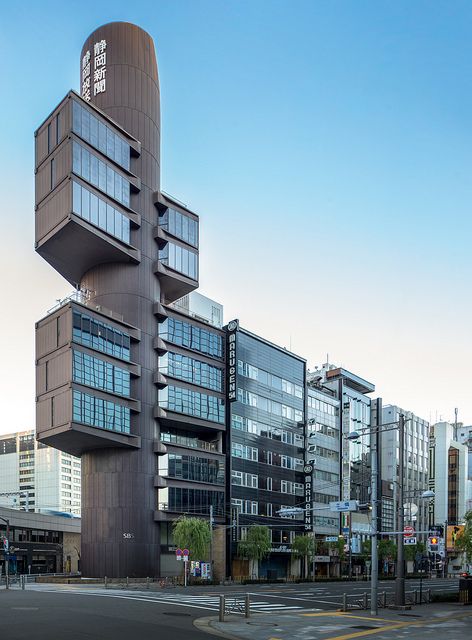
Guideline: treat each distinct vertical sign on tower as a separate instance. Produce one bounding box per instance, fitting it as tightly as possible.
[81,39,107,101]
[226,320,239,402]
[341,400,351,501]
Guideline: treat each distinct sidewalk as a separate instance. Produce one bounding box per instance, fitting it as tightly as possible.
[195,603,472,640]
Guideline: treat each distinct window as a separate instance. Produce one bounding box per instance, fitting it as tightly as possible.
[159,207,198,248]
[72,389,130,434]
[159,385,225,425]
[159,318,223,359]
[159,242,198,280]
[159,352,223,392]
[73,349,131,397]
[231,443,258,461]
[72,100,130,170]
[50,158,56,190]
[237,388,303,423]
[161,453,224,485]
[72,310,131,361]
[231,471,258,488]
[72,141,130,207]
[72,180,130,244]
[162,487,224,515]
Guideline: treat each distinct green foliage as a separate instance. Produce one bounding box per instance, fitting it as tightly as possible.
[172,516,211,560]
[404,541,426,562]
[378,539,397,562]
[361,540,371,560]
[291,535,315,558]
[238,526,271,561]
[456,510,472,561]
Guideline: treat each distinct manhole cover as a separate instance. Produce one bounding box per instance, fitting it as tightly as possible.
[162,612,191,617]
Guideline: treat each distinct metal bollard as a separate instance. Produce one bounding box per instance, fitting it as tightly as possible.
[342,593,347,612]
[104,576,108,588]
[126,576,129,588]
[245,593,250,618]
[146,576,150,589]
[363,592,368,609]
[22,575,25,590]
[219,595,225,622]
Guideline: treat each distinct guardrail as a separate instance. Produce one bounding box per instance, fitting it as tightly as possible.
[341,589,432,611]
[219,594,251,622]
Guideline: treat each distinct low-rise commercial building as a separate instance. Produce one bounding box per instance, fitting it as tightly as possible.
[0,506,80,574]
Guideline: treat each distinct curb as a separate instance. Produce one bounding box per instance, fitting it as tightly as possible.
[193,615,243,640]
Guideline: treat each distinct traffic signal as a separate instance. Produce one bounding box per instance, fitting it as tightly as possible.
[428,536,439,552]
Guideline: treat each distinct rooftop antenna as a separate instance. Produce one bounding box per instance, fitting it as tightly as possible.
[454,407,458,441]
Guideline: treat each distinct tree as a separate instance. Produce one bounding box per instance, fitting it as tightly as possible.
[292,535,315,579]
[404,541,425,563]
[238,526,271,578]
[172,516,211,560]
[378,539,396,574]
[456,510,472,562]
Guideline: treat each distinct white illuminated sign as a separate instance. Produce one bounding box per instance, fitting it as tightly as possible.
[81,39,107,101]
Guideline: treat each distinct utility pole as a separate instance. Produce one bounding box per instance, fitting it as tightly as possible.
[394,413,405,606]
[370,423,378,615]
[209,505,214,580]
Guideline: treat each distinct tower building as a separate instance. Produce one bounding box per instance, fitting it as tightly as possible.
[34,22,224,577]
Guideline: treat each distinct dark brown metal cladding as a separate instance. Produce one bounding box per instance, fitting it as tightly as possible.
[78,22,161,578]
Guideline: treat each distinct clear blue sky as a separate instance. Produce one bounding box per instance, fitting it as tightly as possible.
[1,0,472,433]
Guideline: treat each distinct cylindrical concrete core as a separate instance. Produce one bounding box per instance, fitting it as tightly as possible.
[79,22,161,578]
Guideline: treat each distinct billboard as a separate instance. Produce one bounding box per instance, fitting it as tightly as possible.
[446,524,465,552]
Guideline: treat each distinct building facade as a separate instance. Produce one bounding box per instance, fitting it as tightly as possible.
[380,406,429,537]
[0,430,81,515]
[0,506,80,575]
[429,421,468,527]
[155,292,226,576]
[34,22,216,577]
[227,323,306,579]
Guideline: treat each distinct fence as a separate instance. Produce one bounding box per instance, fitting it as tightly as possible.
[341,589,432,611]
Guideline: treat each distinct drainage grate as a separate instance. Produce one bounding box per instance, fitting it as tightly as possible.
[162,612,192,617]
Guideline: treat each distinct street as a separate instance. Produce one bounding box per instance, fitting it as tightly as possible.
[0,578,464,640]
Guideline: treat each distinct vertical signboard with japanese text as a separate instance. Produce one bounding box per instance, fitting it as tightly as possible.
[226,320,239,402]
[341,400,351,501]
[81,39,107,101]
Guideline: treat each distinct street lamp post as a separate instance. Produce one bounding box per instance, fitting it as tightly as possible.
[394,413,406,607]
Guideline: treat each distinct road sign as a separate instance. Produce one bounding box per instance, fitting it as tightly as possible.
[176,548,183,561]
[329,500,358,512]
[404,537,417,545]
[342,527,349,535]
[403,526,415,537]
[183,548,189,556]
[325,536,338,543]
[183,556,189,563]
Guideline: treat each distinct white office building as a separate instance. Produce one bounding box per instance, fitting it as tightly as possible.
[429,422,468,526]
[381,406,429,537]
[0,430,81,515]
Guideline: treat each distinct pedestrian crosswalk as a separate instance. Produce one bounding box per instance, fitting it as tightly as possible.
[155,593,305,612]
[27,584,310,613]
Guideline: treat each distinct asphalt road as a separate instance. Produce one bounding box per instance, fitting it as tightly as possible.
[0,589,213,640]
[0,579,461,640]
[12,577,460,614]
